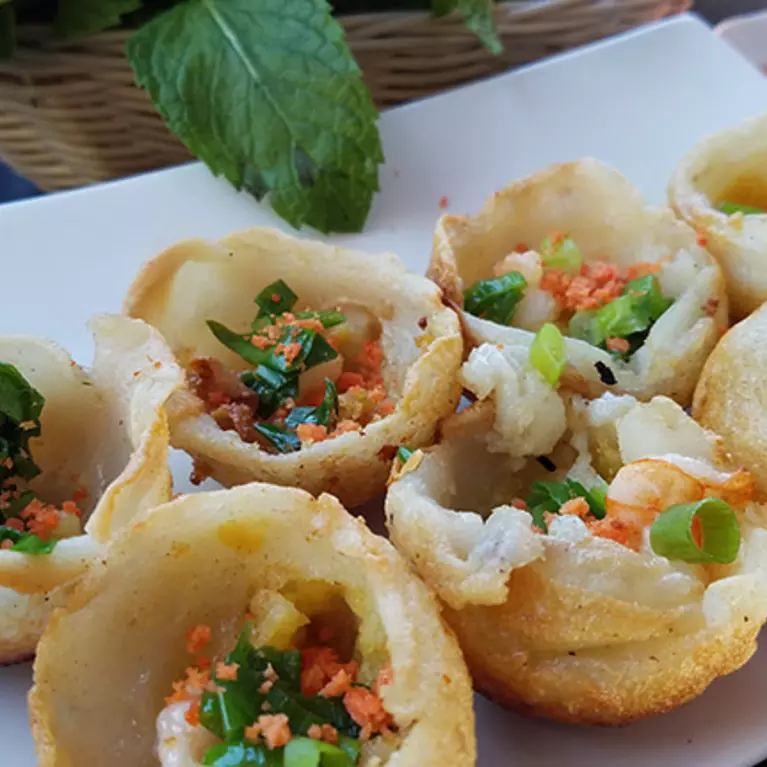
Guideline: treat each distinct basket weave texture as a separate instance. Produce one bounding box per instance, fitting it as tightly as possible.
[0,0,692,192]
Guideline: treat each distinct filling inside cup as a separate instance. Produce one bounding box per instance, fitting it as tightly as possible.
[409,390,752,568]
[189,279,396,462]
[0,364,86,555]
[461,233,685,361]
[158,585,397,767]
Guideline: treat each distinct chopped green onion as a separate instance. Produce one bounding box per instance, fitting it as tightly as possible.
[650,498,741,565]
[296,310,346,329]
[211,283,346,422]
[0,526,56,555]
[200,628,360,752]
[284,736,356,767]
[0,362,45,486]
[587,295,649,347]
[568,310,596,342]
[241,366,299,420]
[337,736,362,763]
[529,323,566,386]
[540,234,582,272]
[202,741,282,766]
[463,272,527,326]
[209,322,338,377]
[207,320,272,368]
[396,446,414,463]
[623,276,673,322]
[252,309,345,334]
[717,201,765,216]
[285,380,339,431]
[253,423,301,453]
[525,478,606,532]
[302,334,338,370]
[256,279,298,318]
[574,274,671,356]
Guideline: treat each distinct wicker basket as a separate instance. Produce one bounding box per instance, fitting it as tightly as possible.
[0,0,691,192]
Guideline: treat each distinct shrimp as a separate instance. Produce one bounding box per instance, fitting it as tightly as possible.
[493,250,543,287]
[588,457,756,550]
[603,457,756,530]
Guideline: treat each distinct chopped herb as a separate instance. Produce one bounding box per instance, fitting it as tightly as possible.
[251,310,346,334]
[594,361,617,386]
[297,310,346,329]
[717,201,765,216]
[540,234,582,272]
[241,365,299,419]
[569,275,672,360]
[463,272,527,325]
[207,320,274,369]
[0,526,57,555]
[200,627,360,764]
[568,310,595,342]
[285,380,338,432]
[529,323,566,387]
[256,279,298,318]
[525,478,607,532]
[202,741,282,766]
[396,446,414,464]
[208,283,353,448]
[253,423,302,454]
[284,736,359,766]
[650,498,740,564]
[0,362,45,486]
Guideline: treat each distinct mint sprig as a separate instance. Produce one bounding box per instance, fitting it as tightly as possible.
[55,0,142,36]
[127,0,384,233]
[432,0,501,54]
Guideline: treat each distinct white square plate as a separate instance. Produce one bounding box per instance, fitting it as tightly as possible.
[716,9,767,73]
[3,13,767,766]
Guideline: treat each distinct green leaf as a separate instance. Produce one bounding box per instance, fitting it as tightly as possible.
[199,629,359,754]
[431,0,501,54]
[296,310,346,329]
[55,0,142,36]
[0,362,44,425]
[396,446,413,463]
[718,201,765,216]
[525,478,606,532]
[463,271,527,326]
[256,279,298,319]
[529,323,566,387]
[127,0,384,234]
[540,234,582,273]
[241,365,299,419]
[0,3,15,58]
[207,320,272,368]
[0,362,45,485]
[253,423,301,453]
[0,526,57,555]
[284,736,356,767]
[570,274,672,358]
[623,275,673,323]
[285,379,338,430]
[203,741,283,766]
[650,498,741,565]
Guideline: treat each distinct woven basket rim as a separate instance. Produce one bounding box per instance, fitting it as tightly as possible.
[10,0,691,48]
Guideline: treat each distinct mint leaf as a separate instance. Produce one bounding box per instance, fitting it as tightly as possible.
[127,0,383,234]
[0,2,14,58]
[432,0,502,54]
[55,0,142,36]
